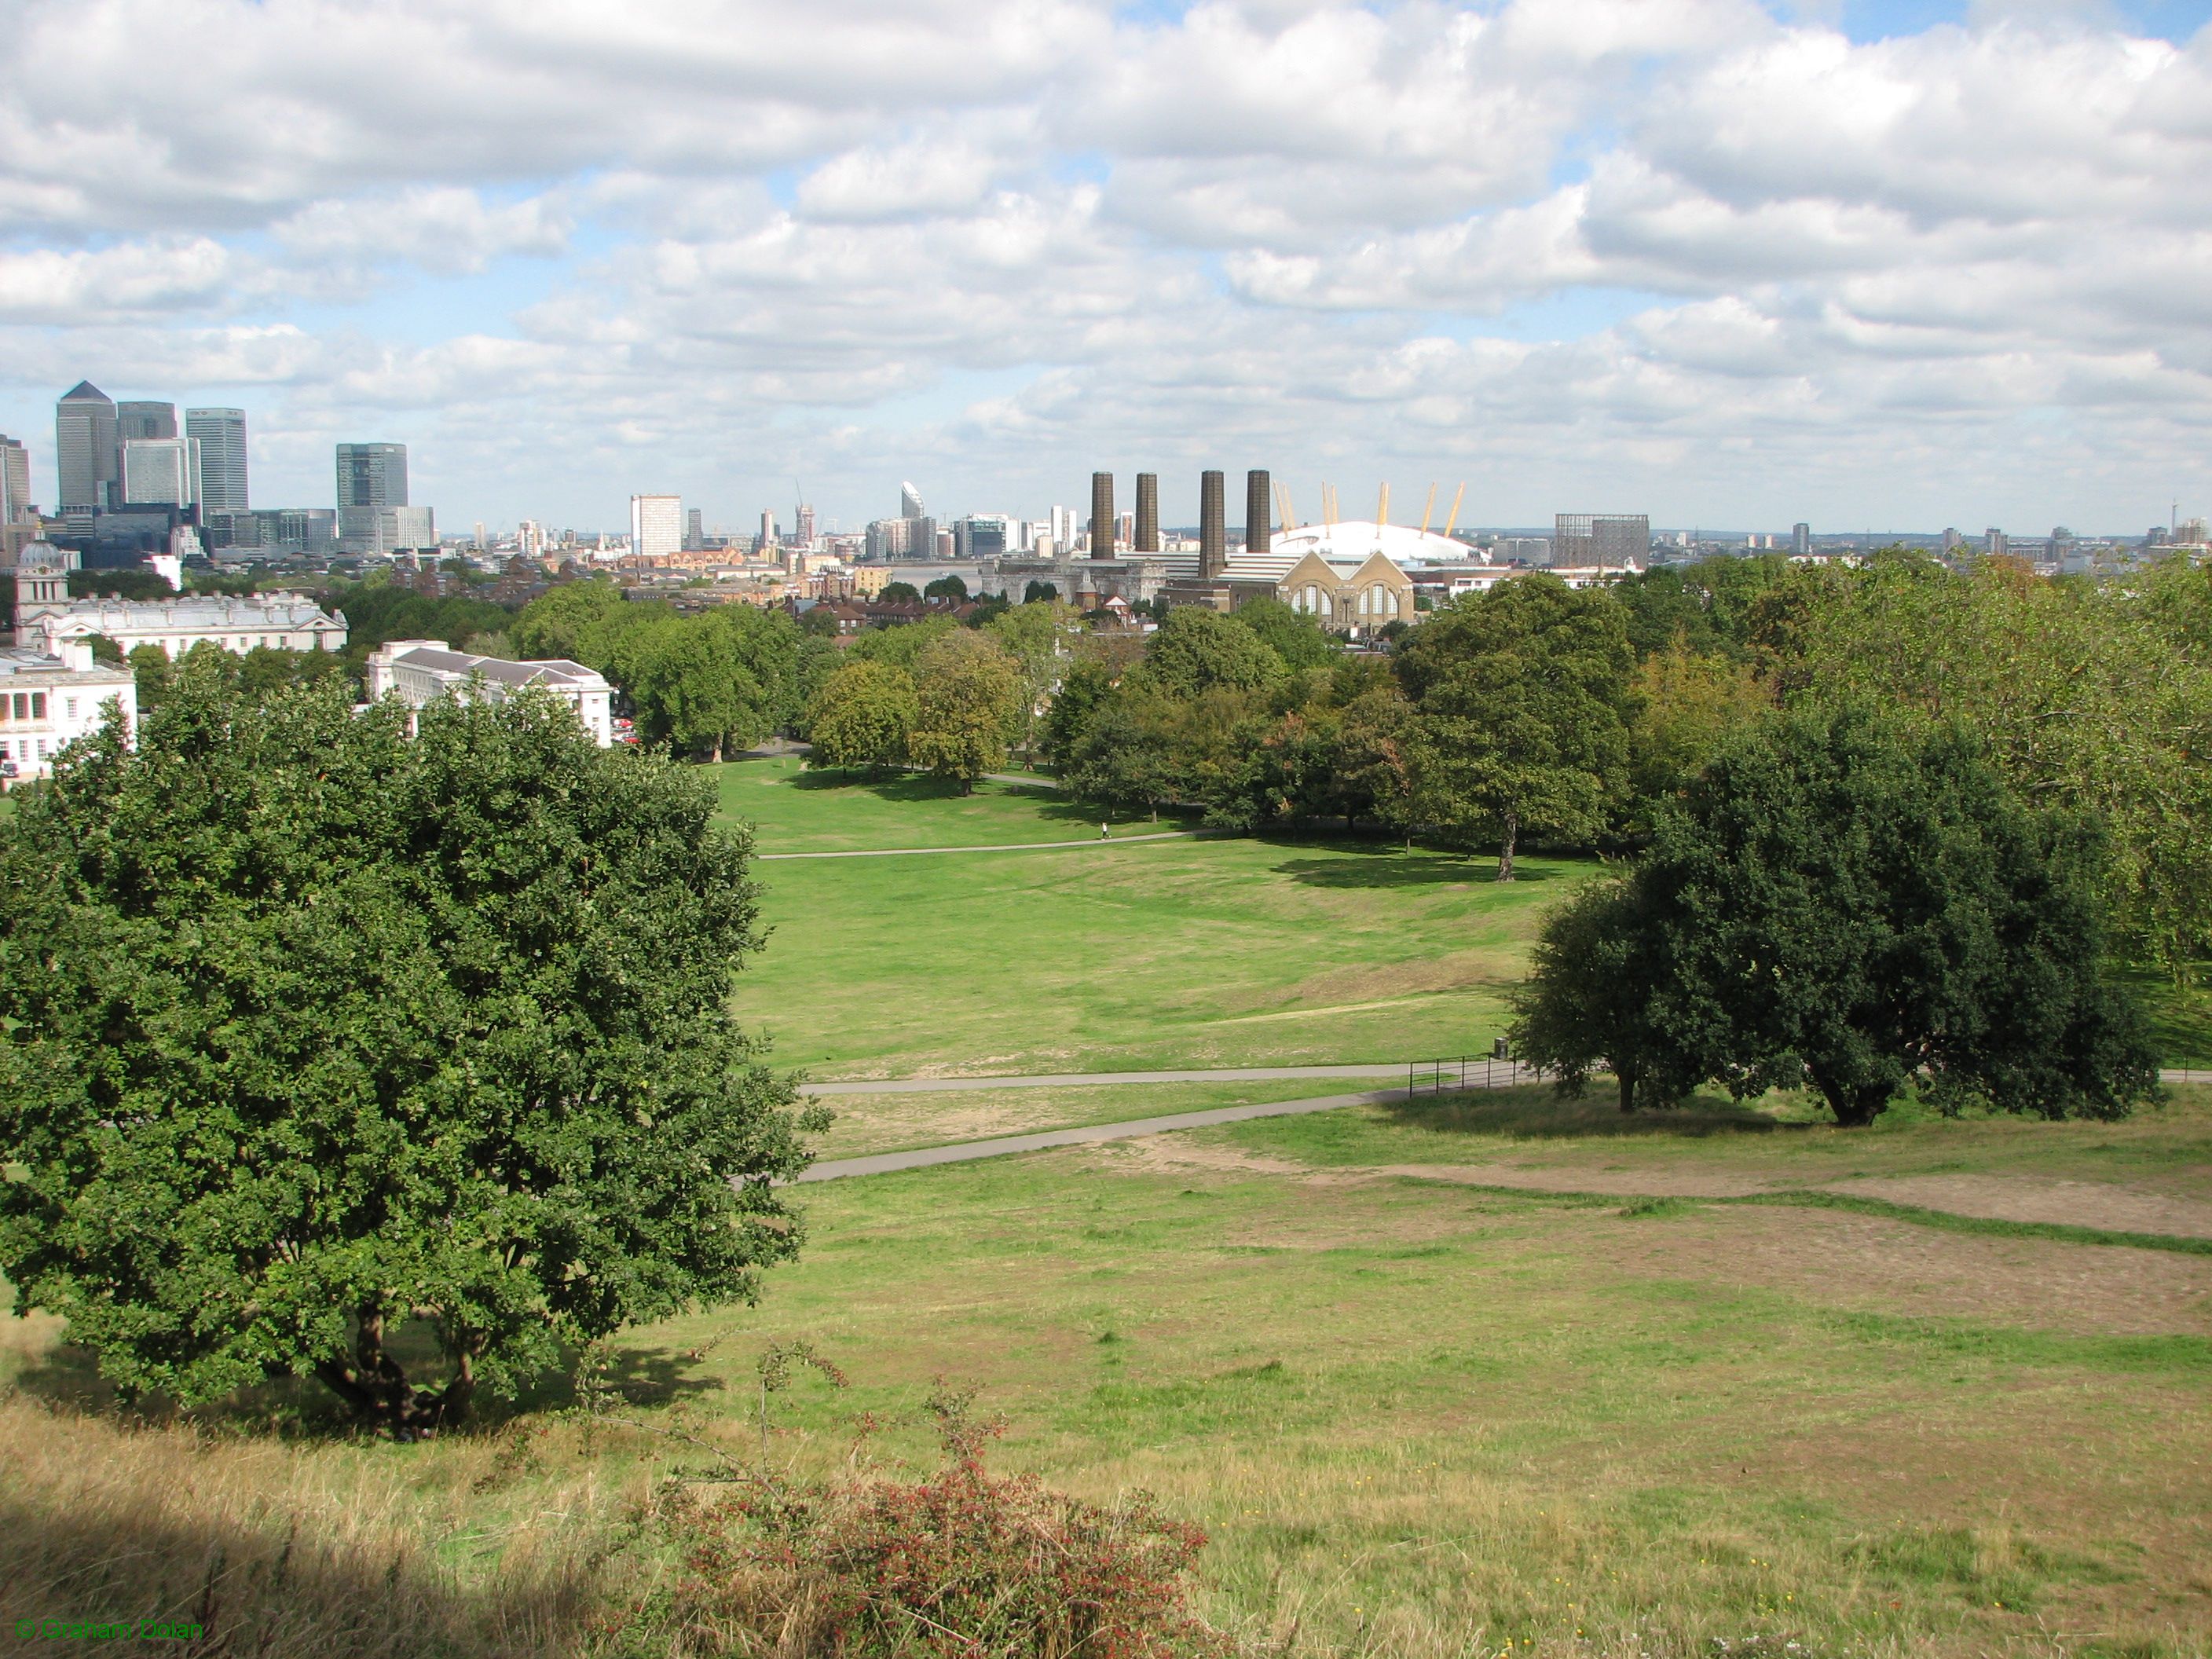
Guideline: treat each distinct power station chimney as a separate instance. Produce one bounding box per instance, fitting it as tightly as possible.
[1090,471,1114,559]
[1135,472,1159,554]
[1245,469,1272,564]
[1200,471,1226,578]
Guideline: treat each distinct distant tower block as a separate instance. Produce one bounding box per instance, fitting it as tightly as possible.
[1134,472,1159,553]
[1090,471,1115,558]
[1246,469,1272,561]
[1199,470,1226,577]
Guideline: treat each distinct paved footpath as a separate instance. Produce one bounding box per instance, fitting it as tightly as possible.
[800,1063,1413,1097]
[797,1066,2212,1185]
[796,1088,1402,1182]
[758,830,1206,860]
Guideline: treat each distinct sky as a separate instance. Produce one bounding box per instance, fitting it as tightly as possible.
[3,0,2210,536]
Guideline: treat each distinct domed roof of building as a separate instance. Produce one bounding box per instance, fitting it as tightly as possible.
[1273,521,1478,567]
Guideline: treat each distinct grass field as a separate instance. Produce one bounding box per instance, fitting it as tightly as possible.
[7,764,2212,1658]
[722,764,1591,1078]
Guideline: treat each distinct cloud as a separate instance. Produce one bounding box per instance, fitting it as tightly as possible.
[0,0,2208,533]
[274,189,573,276]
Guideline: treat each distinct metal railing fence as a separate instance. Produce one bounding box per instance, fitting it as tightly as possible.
[1404,1055,1546,1099]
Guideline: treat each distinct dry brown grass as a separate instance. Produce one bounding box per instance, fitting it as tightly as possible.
[0,1388,633,1657]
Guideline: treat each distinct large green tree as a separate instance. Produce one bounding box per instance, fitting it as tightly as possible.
[617,613,771,760]
[0,661,815,1431]
[907,632,1026,793]
[1781,551,2212,979]
[806,660,918,774]
[1130,606,1285,698]
[1393,574,1634,878]
[1640,704,2159,1126]
[1508,876,1693,1114]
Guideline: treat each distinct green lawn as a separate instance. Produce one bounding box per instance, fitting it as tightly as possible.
[716,759,1168,853]
[10,761,2210,1659]
[572,1113,2210,1658]
[736,828,1588,1079]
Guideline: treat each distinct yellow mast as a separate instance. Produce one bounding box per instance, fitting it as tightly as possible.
[1276,482,1295,534]
[1444,482,1467,539]
[1418,482,1437,535]
[1377,482,1390,527]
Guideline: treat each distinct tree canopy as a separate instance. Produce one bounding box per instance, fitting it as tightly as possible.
[1393,575,1634,878]
[1627,705,2157,1125]
[0,660,815,1430]
[807,659,919,775]
[907,632,1026,793]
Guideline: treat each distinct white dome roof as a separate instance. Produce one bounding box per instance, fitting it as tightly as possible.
[1271,520,1474,568]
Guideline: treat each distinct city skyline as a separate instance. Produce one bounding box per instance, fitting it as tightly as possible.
[3,0,2210,533]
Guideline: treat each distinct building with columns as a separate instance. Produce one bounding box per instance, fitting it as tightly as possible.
[0,638,137,786]
[366,639,614,745]
[13,541,347,658]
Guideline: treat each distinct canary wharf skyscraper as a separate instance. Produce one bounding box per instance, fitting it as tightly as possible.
[337,441,408,509]
[56,381,117,511]
[187,408,249,511]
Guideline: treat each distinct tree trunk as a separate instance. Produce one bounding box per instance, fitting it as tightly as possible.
[1496,808,1518,881]
[1811,1069,1890,1127]
[1616,1061,1638,1114]
[313,1306,476,1437]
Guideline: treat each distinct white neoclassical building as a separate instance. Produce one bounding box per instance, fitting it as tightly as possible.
[0,639,137,786]
[365,639,615,746]
[13,541,346,658]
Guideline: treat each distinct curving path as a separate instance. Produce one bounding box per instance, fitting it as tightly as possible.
[800,1063,1419,1097]
[796,1089,1400,1182]
[757,830,1208,860]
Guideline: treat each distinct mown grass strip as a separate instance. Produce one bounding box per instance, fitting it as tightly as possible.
[1375,1168,2212,1256]
[1722,1187,2212,1258]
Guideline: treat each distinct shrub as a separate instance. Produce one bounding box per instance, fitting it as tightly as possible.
[643,1387,1231,1658]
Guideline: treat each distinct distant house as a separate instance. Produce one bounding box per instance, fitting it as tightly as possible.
[364,639,615,746]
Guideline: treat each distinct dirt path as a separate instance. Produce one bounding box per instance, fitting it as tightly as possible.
[1364,1163,2212,1239]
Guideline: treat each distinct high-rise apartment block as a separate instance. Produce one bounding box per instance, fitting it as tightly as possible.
[1554,514,1650,566]
[683,507,704,551]
[901,482,925,520]
[56,383,118,512]
[1792,522,1811,557]
[121,438,200,508]
[632,494,683,562]
[186,408,248,512]
[795,504,817,547]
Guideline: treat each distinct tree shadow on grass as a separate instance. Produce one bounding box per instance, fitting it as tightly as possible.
[1380,1084,1811,1141]
[1271,850,1563,890]
[0,1429,610,1655]
[9,1317,724,1441]
[786,767,1153,830]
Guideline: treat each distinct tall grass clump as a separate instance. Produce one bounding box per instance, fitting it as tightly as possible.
[624,1385,1232,1659]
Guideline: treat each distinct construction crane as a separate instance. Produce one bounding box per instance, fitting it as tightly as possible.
[1443,482,1467,540]
[1418,482,1437,536]
[1376,482,1390,527]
